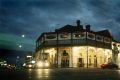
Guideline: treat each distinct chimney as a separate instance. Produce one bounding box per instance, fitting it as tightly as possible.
[86,25,90,31]
[76,20,80,27]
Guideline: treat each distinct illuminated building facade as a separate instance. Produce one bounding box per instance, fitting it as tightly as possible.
[112,40,120,67]
[35,20,119,68]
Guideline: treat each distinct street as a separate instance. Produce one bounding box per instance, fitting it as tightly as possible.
[0,68,120,80]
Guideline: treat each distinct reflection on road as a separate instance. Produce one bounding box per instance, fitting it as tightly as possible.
[28,69,50,79]
[28,69,32,79]
[37,69,50,78]
[1,68,120,80]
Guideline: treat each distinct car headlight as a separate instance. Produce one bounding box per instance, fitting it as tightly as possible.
[28,65,32,68]
[45,62,49,67]
[37,61,43,67]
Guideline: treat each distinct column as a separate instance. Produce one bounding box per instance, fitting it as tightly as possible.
[69,47,73,67]
[58,52,61,67]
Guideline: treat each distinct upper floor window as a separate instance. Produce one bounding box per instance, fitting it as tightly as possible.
[45,34,57,40]
[118,45,120,47]
[60,33,69,38]
[87,32,95,40]
[58,32,71,40]
[96,35,103,42]
[73,32,85,39]
[104,37,111,43]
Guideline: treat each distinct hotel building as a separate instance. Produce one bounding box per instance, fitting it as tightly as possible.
[35,20,120,68]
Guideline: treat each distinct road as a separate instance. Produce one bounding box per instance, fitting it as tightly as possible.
[0,68,120,80]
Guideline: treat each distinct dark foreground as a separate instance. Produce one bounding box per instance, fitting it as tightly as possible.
[0,68,120,80]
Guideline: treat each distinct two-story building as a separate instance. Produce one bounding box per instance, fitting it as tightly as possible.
[35,20,120,68]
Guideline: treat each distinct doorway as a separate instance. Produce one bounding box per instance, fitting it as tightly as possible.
[78,58,84,67]
[61,50,69,67]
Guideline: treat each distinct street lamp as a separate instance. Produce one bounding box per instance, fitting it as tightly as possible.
[31,60,36,64]
[21,34,25,38]
[27,55,32,58]
[19,45,22,48]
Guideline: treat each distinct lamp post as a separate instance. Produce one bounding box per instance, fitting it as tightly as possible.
[56,31,59,67]
[16,56,20,67]
[86,31,88,68]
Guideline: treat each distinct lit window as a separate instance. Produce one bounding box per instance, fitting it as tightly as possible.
[74,33,85,38]
[74,34,81,38]
[73,32,85,39]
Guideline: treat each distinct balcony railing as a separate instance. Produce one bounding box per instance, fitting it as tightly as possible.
[36,38,111,51]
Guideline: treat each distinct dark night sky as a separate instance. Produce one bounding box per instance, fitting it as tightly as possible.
[0,0,120,63]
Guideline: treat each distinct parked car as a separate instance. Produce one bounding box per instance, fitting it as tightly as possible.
[101,63,118,69]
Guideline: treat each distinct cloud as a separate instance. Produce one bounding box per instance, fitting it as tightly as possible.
[0,33,35,51]
[0,0,120,52]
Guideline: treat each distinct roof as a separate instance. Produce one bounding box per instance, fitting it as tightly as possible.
[36,20,116,42]
[112,39,120,43]
[55,24,84,32]
[96,29,112,38]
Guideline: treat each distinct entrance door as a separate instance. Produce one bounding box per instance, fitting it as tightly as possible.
[78,58,84,67]
[61,50,69,67]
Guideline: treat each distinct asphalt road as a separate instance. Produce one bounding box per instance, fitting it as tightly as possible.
[0,68,120,80]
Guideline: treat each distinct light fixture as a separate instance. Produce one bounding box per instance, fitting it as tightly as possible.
[28,65,32,68]
[27,55,32,58]
[31,60,36,64]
